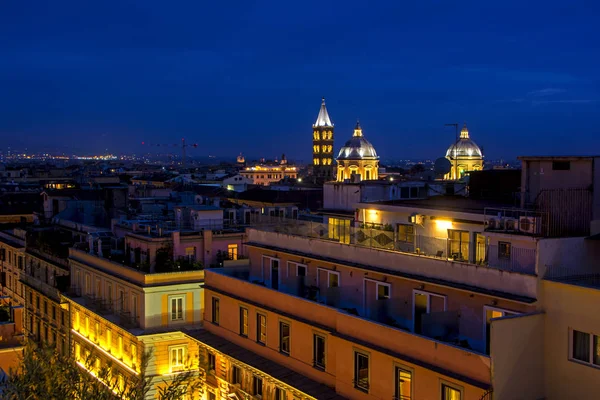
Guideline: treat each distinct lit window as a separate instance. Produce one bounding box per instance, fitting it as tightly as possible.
[228,244,238,260]
[170,296,184,321]
[279,321,290,355]
[239,307,248,337]
[377,283,390,300]
[441,383,462,400]
[395,367,412,400]
[398,224,415,243]
[257,314,267,345]
[170,346,186,372]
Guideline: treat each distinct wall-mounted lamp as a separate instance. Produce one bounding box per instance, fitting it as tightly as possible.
[491,299,498,306]
[418,284,425,290]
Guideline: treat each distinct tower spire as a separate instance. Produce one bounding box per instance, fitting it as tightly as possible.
[314,97,333,127]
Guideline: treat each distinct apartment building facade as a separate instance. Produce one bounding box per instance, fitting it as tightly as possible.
[66,248,204,397]
[200,223,541,400]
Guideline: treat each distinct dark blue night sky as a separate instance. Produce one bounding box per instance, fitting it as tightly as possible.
[1,1,599,161]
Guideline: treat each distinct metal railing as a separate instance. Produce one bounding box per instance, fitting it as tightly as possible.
[69,290,140,328]
[487,245,536,274]
[257,219,537,275]
[544,265,600,289]
[20,272,62,302]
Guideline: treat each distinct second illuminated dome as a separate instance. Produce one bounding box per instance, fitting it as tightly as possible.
[336,121,380,182]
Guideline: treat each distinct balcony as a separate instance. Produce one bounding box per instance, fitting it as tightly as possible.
[205,267,492,389]
[20,272,63,302]
[256,219,537,275]
[67,288,140,329]
[247,226,538,301]
[69,248,205,287]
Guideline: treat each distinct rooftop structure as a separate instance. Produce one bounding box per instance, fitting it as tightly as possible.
[336,121,380,182]
[445,124,484,180]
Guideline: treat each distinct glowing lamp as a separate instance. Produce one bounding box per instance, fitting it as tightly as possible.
[435,219,453,230]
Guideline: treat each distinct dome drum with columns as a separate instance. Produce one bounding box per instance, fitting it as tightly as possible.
[444,123,483,180]
[336,121,380,182]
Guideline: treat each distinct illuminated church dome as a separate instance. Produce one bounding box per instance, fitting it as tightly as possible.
[336,121,380,182]
[444,123,484,179]
[337,121,379,161]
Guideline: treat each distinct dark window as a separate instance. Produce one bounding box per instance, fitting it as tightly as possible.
[211,297,219,325]
[410,187,418,198]
[354,352,369,392]
[498,242,511,260]
[400,187,409,198]
[52,306,56,320]
[239,307,248,337]
[232,365,242,384]
[257,314,267,345]
[208,392,216,400]
[572,330,591,363]
[208,352,216,371]
[36,296,40,309]
[279,322,290,355]
[552,161,570,171]
[275,388,286,400]
[313,334,326,369]
[297,265,307,276]
[252,376,263,396]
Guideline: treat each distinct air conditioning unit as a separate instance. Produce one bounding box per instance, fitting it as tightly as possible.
[409,214,424,225]
[519,216,541,234]
[486,217,503,230]
[504,218,518,231]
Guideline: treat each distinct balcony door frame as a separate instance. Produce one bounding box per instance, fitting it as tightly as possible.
[412,289,447,333]
[261,255,280,289]
[362,278,391,316]
[483,305,517,355]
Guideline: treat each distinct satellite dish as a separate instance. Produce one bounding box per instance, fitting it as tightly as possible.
[434,157,452,176]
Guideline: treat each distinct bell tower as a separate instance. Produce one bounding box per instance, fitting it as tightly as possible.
[312,97,334,181]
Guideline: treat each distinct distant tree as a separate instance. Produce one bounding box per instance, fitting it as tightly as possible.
[0,342,199,400]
